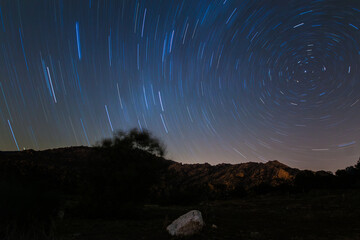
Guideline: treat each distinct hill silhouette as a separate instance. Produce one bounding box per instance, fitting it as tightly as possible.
[1,129,360,239]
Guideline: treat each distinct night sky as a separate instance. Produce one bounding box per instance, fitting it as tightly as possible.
[0,0,360,171]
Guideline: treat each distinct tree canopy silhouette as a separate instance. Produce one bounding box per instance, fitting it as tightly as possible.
[98,128,166,157]
[355,157,360,170]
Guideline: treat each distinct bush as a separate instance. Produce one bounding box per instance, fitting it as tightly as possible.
[97,128,166,157]
[69,128,170,218]
[355,157,360,170]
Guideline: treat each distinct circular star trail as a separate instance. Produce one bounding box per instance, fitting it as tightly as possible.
[0,0,360,171]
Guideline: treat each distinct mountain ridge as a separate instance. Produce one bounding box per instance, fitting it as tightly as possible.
[0,146,340,204]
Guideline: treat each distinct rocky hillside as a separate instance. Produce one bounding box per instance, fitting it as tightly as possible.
[1,146,359,239]
[168,160,299,189]
[0,146,305,205]
[149,160,300,203]
[0,147,299,191]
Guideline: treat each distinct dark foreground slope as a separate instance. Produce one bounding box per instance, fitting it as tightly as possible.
[0,147,301,204]
[1,147,360,239]
[57,190,360,240]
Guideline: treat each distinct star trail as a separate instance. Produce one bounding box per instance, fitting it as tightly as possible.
[1,0,360,171]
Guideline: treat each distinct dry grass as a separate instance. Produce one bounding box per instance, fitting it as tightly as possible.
[56,189,360,240]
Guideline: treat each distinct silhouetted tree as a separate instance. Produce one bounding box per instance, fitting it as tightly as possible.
[355,157,360,170]
[101,138,112,148]
[98,128,166,157]
[294,170,316,192]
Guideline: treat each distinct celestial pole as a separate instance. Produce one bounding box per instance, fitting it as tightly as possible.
[0,0,360,171]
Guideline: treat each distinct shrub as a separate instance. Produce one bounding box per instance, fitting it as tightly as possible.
[97,128,166,157]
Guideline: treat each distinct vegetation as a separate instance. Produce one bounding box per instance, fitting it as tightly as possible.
[355,157,360,170]
[72,129,170,218]
[0,128,169,239]
[57,190,360,240]
[1,128,360,239]
[97,128,166,157]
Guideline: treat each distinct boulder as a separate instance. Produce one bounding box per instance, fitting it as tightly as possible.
[166,210,205,236]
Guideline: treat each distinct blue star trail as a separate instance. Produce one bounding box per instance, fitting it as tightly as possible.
[0,0,360,171]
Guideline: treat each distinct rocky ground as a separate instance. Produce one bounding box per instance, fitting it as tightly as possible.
[57,189,360,240]
[1,147,359,240]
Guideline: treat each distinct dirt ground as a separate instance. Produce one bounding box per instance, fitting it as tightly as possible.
[57,189,360,240]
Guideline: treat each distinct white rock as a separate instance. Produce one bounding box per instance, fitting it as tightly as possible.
[166,210,205,236]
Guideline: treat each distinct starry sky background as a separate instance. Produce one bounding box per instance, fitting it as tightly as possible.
[0,0,360,171]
